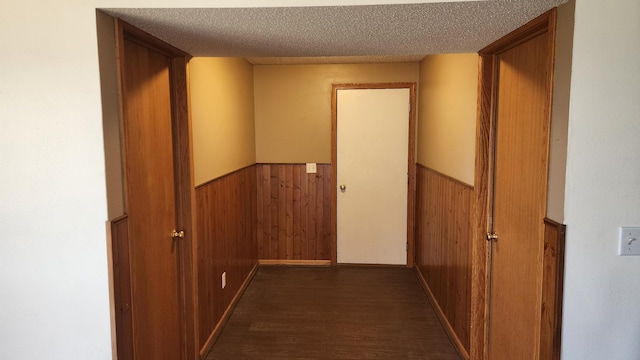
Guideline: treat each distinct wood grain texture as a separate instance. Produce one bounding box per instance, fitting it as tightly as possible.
[171,55,198,360]
[119,23,186,360]
[540,219,566,360]
[256,164,332,261]
[415,165,473,358]
[488,17,555,360]
[472,9,557,360]
[115,19,196,360]
[205,266,461,360]
[470,52,494,360]
[110,215,133,360]
[195,165,258,353]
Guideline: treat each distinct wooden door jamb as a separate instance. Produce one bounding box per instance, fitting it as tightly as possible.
[470,9,557,360]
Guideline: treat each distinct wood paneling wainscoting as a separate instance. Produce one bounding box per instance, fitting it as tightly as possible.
[256,164,332,261]
[415,165,473,359]
[109,215,133,360]
[195,165,258,355]
[540,218,566,360]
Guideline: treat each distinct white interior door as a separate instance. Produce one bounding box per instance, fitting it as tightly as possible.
[336,88,409,265]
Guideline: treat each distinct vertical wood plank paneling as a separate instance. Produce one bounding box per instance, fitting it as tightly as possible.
[308,168,318,259]
[269,167,279,259]
[322,167,332,260]
[262,166,272,259]
[415,165,473,358]
[300,169,310,259]
[278,165,287,259]
[195,166,258,351]
[293,166,302,259]
[256,165,264,260]
[110,215,133,360]
[315,169,325,259]
[285,166,294,259]
[256,164,332,260]
[540,219,566,360]
[251,168,258,263]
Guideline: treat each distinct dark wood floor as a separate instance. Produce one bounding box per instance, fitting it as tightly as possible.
[205,266,461,360]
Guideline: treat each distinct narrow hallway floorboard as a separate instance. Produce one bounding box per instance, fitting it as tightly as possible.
[205,266,461,360]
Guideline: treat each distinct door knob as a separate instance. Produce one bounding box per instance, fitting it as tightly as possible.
[486,232,498,242]
[339,184,347,192]
[171,230,185,239]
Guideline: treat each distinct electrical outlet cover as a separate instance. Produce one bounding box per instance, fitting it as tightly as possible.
[306,163,317,174]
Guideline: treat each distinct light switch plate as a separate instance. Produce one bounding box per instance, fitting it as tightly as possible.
[306,163,317,174]
[619,227,640,256]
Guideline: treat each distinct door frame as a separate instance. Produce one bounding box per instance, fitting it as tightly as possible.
[330,83,417,267]
[114,19,199,360]
[470,9,557,360]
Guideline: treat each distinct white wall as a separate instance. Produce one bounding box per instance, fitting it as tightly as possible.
[0,1,112,359]
[562,0,640,359]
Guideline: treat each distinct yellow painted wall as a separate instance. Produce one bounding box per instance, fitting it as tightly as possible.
[254,63,420,163]
[417,54,478,185]
[190,57,256,185]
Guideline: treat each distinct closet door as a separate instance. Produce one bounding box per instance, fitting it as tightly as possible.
[487,30,553,360]
[115,20,196,360]
[336,88,410,265]
[471,10,559,360]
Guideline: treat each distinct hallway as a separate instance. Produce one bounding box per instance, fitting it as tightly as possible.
[205,266,461,360]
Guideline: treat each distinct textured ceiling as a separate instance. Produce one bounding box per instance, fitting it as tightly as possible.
[104,1,567,64]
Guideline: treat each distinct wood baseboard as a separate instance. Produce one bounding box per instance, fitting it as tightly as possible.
[199,261,260,357]
[415,267,470,360]
[258,259,332,266]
